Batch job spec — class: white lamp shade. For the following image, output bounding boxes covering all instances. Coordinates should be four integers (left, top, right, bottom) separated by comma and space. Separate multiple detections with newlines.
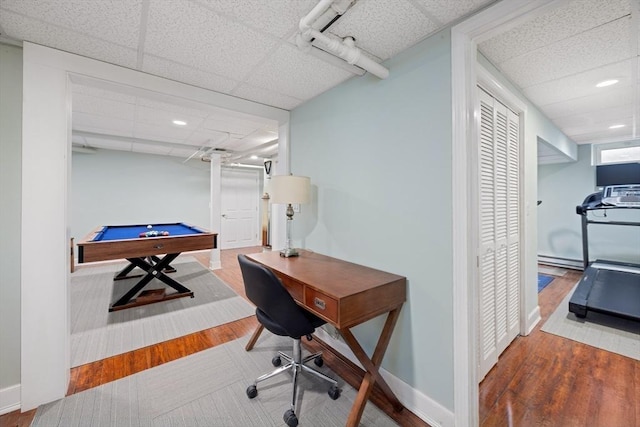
270, 175, 310, 204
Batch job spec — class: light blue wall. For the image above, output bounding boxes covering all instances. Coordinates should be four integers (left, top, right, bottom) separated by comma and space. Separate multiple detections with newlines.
291, 30, 454, 409
0, 43, 23, 392
71, 150, 211, 241
538, 144, 640, 264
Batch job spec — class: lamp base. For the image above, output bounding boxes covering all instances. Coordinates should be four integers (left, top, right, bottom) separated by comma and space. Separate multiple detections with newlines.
279, 247, 300, 257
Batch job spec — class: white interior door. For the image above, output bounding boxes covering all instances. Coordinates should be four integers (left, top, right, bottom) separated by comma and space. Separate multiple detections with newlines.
220, 168, 260, 249
478, 87, 521, 381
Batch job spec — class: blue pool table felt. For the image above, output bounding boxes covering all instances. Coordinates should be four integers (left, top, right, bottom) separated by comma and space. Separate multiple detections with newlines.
94, 223, 202, 241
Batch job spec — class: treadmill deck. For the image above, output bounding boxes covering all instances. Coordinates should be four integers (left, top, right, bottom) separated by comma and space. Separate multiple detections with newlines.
569, 260, 640, 321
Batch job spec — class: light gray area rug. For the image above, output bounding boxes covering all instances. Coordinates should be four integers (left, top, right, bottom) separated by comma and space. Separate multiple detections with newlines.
541, 284, 640, 361
71, 257, 254, 367
32, 333, 399, 427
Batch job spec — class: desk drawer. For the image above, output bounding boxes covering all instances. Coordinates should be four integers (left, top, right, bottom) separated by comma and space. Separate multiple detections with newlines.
278, 274, 303, 302
305, 288, 338, 323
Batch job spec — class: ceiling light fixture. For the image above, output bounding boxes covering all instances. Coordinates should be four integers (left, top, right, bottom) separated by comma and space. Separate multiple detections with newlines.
172, 120, 187, 126
596, 79, 619, 88
609, 124, 625, 129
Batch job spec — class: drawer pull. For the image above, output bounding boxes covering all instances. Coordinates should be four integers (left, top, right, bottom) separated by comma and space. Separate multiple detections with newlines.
314, 297, 326, 310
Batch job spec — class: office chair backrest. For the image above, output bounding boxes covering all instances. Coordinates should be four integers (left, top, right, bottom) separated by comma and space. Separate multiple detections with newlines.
238, 254, 319, 339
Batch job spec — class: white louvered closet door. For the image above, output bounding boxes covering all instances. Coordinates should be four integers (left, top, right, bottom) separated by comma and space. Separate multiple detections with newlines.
478, 88, 521, 381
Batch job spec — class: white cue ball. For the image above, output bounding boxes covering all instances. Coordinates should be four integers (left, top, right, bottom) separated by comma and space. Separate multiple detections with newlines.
147, 225, 152, 229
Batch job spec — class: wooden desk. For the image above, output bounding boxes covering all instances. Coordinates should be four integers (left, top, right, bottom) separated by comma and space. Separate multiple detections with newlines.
245, 250, 406, 427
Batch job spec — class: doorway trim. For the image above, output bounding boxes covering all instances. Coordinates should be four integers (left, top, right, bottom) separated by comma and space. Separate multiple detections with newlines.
451, 1, 564, 425
20, 42, 289, 410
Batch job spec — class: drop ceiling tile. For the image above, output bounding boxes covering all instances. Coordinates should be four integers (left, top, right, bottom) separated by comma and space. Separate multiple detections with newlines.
72, 94, 137, 121
141, 55, 240, 95
185, 129, 231, 146
134, 104, 205, 130
479, 0, 630, 64
72, 85, 137, 104
569, 126, 633, 144
416, 0, 494, 24
553, 104, 633, 135
498, 16, 632, 88
329, 0, 439, 60
246, 43, 352, 100
201, 117, 260, 137
136, 96, 213, 119
0, 0, 142, 47
144, 0, 278, 81
539, 86, 634, 121
0, 11, 137, 68
133, 122, 193, 144
72, 112, 134, 136
232, 82, 303, 110
521, 59, 634, 107
195, 0, 317, 39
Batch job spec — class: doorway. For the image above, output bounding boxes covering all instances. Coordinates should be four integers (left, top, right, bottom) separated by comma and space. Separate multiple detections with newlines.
220, 168, 261, 249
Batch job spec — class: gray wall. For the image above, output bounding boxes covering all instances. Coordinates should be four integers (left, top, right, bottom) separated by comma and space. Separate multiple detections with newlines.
71, 150, 211, 242
538, 144, 640, 264
0, 43, 22, 392
291, 30, 455, 410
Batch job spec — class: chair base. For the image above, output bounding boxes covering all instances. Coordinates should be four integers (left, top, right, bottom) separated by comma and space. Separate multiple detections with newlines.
246, 337, 340, 427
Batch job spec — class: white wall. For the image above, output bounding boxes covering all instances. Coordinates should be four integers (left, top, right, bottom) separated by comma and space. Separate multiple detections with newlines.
71, 150, 211, 241
291, 29, 455, 416
0, 43, 23, 413
538, 144, 640, 264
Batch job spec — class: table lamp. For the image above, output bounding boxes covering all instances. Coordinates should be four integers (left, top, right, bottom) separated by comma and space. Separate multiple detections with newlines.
269, 175, 310, 257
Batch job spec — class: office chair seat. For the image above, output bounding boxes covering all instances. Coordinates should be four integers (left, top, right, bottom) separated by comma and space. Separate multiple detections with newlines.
238, 254, 340, 427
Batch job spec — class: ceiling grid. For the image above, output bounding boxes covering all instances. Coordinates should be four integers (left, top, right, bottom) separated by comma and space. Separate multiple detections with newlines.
0, 0, 635, 164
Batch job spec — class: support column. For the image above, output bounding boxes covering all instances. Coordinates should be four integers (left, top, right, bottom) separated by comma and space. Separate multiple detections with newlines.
209, 153, 222, 270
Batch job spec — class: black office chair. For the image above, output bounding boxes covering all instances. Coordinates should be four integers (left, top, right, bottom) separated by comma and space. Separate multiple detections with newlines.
237, 254, 340, 427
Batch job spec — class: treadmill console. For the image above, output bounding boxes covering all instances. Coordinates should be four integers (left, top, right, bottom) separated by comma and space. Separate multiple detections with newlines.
601, 184, 640, 207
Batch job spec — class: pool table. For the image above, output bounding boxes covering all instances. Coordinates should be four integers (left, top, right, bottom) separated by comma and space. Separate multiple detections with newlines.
77, 222, 217, 311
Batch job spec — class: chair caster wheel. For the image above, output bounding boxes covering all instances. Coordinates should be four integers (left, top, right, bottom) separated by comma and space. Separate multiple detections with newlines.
272, 356, 281, 367
246, 385, 257, 399
328, 385, 341, 400
314, 356, 324, 367
283, 409, 298, 427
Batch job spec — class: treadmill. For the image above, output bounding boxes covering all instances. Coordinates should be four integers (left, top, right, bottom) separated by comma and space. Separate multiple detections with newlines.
568, 191, 640, 321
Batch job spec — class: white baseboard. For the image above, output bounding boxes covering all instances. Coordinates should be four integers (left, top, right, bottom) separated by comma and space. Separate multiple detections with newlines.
0, 383, 20, 415
525, 306, 541, 335
538, 255, 583, 270
314, 329, 455, 427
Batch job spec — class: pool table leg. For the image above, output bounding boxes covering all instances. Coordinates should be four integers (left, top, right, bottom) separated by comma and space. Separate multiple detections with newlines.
110, 253, 192, 311
114, 256, 177, 281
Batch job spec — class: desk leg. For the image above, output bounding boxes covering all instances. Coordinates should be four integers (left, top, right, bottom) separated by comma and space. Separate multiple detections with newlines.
245, 323, 264, 351
340, 306, 403, 427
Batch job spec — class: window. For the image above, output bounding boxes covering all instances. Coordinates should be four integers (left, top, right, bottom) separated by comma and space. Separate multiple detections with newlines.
593, 140, 640, 165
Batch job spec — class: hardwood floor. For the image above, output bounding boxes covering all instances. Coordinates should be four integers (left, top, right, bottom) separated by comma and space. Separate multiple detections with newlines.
479, 269, 639, 427
2, 255, 637, 427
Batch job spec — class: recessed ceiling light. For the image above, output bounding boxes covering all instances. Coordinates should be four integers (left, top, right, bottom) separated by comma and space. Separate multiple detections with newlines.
609, 124, 625, 129
250, 155, 259, 160
172, 120, 187, 126
596, 79, 619, 88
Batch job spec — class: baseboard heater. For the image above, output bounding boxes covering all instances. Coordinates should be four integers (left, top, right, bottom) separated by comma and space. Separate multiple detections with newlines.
538, 255, 584, 271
